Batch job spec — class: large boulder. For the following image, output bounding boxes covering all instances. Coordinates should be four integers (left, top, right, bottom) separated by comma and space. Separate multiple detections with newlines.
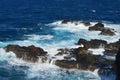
4, 45, 47, 62
115, 48, 120, 80
89, 22, 104, 31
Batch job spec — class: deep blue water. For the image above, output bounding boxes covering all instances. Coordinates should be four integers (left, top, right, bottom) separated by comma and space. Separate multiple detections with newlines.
0, 0, 120, 41
0, 0, 120, 80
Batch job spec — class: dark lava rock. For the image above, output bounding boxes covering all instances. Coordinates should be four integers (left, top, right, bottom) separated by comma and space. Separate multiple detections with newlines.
88, 22, 116, 36
4, 45, 47, 62
55, 48, 71, 56
99, 28, 115, 36
55, 60, 77, 69
105, 39, 120, 50
78, 38, 107, 49
89, 22, 104, 31
61, 20, 73, 24
82, 22, 91, 26
75, 47, 98, 66
115, 48, 120, 80
89, 39, 107, 48
54, 44, 116, 75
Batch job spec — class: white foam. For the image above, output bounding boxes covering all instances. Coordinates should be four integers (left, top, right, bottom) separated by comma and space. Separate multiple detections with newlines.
50, 20, 92, 33
24, 34, 54, 40
88, 48, 105, 56
103, 55, 116, 61
49, 20, 120, 43
0, 48, 16, 61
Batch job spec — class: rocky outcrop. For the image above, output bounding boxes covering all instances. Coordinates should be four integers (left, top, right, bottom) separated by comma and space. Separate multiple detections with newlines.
4, 45, 47, 62
104, 39, 120, 56
89, 23, 105, 31
89, 22, 115, 36
77, 39, 107, 49
55, 47, 115, 74
115, 48, 120, 80
54, 39, 120, 75
99, 28, 115, 36
78, 38, 120, 52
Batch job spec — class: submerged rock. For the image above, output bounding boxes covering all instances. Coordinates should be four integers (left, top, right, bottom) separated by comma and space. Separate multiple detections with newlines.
61, 20, 73, 24
4, 45, 47, 62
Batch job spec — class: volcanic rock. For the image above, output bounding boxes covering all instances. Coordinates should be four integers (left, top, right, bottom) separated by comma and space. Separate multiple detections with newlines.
78, 39, 107, 49
4, 45, 47, 62
89, 22, 104, 31
99, 28, 115, 36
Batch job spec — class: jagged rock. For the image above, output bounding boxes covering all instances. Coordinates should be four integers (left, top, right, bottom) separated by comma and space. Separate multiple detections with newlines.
89, 39, 107, 48
105, 39, 120, 50
115, 48, 120, 80
88, 22, 116, 36
77, 39, 90, 49
78, 38, 107, 49
61, 20, 73, 24
89, 22, 104, 31
99, 28, 115, 36
55, 46, 114, 73
103, 49, 118, 56
4, 45, 47, 62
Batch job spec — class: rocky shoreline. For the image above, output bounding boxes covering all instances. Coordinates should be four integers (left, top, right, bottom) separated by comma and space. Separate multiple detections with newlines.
3, 20, 120, 79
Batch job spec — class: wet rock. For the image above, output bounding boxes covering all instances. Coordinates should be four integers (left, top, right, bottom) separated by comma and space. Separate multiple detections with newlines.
76, 47, 98, 66
99, 28, 115, 36
89, 22, 104, 31
4, 45, 47, 62
77, 39, 90, 49
115, 48, 120, 80
78, 38, 107, 49
55, 48, 71, 56
82, 22, 91, 26
105, 39, 120, 50
89, 39, 107, 48
54, 44, 116, 75
61, 20, 73, 24
55, 60, 77, 69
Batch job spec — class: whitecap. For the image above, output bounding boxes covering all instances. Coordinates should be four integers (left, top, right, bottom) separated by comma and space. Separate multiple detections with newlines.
24, 34, 54, 41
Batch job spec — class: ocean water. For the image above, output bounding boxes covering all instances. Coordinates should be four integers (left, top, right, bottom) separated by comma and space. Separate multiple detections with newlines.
0, 0, 120, 80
